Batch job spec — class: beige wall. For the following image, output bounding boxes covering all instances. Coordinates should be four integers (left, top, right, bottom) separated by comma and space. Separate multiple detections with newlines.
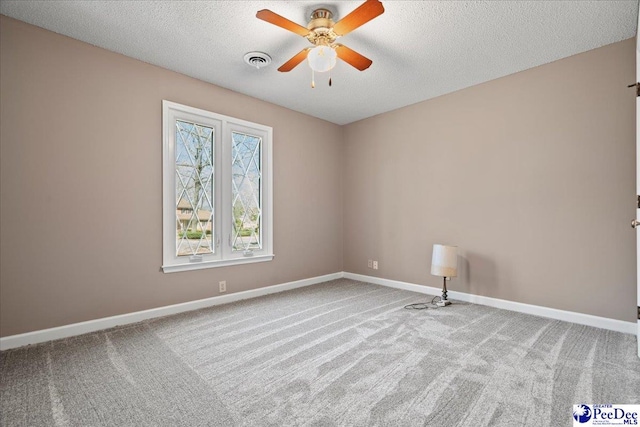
343, 38, 636, 322
1, 15, 636, 337
0, 16, 344, 336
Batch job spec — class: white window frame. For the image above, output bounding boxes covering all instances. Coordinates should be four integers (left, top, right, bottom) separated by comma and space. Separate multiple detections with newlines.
162, 101, 273, 273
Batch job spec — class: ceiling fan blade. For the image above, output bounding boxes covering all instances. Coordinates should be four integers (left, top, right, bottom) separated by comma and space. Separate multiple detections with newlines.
278, 48, 311, 72
332, 0, 385, 37
335, 44, 372, 71
256, 10, 310, 37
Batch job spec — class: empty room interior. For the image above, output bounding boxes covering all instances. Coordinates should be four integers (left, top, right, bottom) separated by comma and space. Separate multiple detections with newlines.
1, 1, 640, 426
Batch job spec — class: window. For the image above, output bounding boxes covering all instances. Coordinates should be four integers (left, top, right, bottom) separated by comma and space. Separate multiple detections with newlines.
162, 101, 273, 272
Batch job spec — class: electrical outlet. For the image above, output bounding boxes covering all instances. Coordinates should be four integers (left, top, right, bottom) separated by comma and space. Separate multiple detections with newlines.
219, 281, 226, 293
367, 259, 373, 268
372, 261, 378, 270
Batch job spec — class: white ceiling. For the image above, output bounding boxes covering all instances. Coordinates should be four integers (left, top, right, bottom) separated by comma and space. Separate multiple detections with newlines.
1, 1, 637, 125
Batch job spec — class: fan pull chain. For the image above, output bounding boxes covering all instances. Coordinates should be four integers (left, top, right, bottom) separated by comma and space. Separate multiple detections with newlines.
329, 69, 332, 87
311, 69, 315, 89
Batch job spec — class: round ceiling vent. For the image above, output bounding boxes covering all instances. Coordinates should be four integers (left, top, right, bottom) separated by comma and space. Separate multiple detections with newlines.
244, 52, 272, 69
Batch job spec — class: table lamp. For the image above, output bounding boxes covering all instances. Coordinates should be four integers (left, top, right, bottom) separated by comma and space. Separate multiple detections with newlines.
431, 244, 457, 307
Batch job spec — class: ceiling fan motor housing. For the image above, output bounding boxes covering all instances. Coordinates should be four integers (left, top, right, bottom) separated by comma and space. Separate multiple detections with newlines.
306, 9, 338, 46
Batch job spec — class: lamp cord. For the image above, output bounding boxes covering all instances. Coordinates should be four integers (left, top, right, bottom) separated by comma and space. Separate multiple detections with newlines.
404, 295, 442, 310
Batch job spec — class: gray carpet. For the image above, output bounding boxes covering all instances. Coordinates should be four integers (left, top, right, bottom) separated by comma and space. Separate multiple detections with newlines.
1, 279, 639, 426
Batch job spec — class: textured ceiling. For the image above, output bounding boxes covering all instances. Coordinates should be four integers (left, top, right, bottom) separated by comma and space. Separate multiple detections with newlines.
1, 1, 637, 125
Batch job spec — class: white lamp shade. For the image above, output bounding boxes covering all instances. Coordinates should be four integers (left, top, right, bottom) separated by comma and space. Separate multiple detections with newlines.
307, 46, 337, 73
431, 244, 457, 277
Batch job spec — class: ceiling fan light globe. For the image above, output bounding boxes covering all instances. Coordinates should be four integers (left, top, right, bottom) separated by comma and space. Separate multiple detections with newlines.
307, 46, 337, 73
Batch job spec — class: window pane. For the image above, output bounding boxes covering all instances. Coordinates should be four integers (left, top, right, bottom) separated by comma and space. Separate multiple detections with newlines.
232, 131, 262, 252
175, 120, 214, 257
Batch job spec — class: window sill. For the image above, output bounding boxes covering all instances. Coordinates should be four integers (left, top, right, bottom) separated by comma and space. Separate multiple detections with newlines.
162, 254, 274, 273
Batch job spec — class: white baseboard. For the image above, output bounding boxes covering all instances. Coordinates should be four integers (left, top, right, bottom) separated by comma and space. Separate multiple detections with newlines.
0, 272, 344, 351
2, 271, 634, 351
344, 272, 637, 336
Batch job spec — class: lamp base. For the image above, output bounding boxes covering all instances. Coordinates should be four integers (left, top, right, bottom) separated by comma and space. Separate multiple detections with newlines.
437, 277, 451, 307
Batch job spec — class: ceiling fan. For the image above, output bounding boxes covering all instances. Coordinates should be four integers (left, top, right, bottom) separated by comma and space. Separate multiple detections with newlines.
256, 0, 385, 80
